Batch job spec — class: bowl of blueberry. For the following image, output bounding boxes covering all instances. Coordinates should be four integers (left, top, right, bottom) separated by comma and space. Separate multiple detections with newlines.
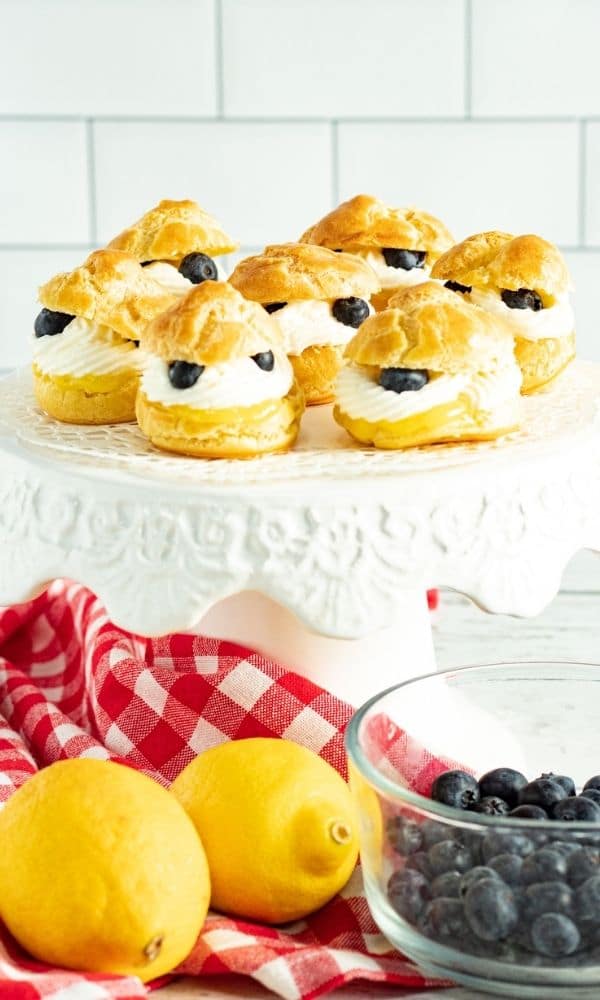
345, 661, 600, 997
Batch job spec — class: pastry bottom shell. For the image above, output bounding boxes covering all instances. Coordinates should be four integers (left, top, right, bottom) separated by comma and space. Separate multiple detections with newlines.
135, 380, 304, 459
333, 394, 520, 450
516, 331, 576, 394
33, 366, 139, 424
290, 344, 344, 406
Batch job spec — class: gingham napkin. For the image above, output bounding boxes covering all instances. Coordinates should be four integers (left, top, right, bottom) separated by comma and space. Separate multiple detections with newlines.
0, 581, 447, 1000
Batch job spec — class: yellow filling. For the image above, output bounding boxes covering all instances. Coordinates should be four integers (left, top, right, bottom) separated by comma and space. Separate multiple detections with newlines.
334, 394, 515, 449
139, 394, 288, 433
32, 364, 138, 396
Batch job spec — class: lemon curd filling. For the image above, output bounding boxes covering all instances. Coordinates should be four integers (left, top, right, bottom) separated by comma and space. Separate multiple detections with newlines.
32, 364, 137, 395
138, 393, 289, 432
334, 363, 521, 448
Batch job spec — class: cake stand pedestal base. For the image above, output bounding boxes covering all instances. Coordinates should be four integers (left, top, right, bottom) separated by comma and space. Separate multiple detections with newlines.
197, 589, 436, 706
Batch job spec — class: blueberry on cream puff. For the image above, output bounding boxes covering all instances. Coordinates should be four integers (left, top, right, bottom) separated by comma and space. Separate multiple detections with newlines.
135, 281, 304, 458
334, 281, 522, 450
431, 232, 575, 393
107, 198, 238, 297
33, 250, 177, 424
228, 243, 379, 405
300, 194, 454, 312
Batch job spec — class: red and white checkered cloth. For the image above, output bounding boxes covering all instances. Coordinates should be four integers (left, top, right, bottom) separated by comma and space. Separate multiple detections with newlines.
0, 580, 448, 1000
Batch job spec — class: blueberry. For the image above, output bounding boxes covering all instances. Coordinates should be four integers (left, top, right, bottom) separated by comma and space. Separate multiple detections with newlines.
379, 368, 429, 394
168, 360, 205, 389
479, 768, 528, 809
428, 840, 473, 876
524, 881, 573, 919
519, 778, 567, 811
540, 773, 576, 798
422, 897, 468, 939
459, 867, 500, 898
455, 829, 484, 863
431, 871, 462, 898
263, 302, 287, 314
530, 913, 580, 957
481, 831, 535, 862
575, 875, 600, 923
521, 848, 567, 885
34, 308, 74, 338
332, 297, 370, 328
510, 804, 548, 820
473, 796, 510, 817
582, 789, 600, 806
251, 351, 274, 372
552, 840, 584, 858
567, 847, 600, 887
387, 868, 430, 922
487, 853, 524, 886
387, 816, 423, 857
421, 819, 448, 849
554, 797, 600, 822
584, 776, 600, 793
501, 287, 543, 311
382, 248, 426, 271
404, 851, 432, 879
444, 279, 472, 295
431, 771, 480, 811
464, 879, 518, 942
178, 252, 218, 284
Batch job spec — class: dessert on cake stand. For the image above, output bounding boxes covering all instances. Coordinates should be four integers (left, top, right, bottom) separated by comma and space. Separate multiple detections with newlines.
0, 362, 599, 708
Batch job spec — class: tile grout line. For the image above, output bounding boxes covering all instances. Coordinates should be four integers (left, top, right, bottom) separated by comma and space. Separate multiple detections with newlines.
464, 0, 473, 118
331, 121, 340, 206
579, 119, 587, 246
85, 118, 98, 244
215, 0, 225, 119
0, 113, 589, 125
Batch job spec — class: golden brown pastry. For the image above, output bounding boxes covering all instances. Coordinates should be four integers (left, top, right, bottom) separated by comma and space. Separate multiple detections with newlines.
300, 194, 453, 311
106, 198, 239, 297
33, 250, 176, 424
334, 281, 522, 449
229, 242, 379, 405
431, 232, 575, 393
136, 281, 304, 458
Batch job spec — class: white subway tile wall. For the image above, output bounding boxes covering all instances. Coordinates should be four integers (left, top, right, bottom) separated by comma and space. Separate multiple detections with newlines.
1, 0, 599, 368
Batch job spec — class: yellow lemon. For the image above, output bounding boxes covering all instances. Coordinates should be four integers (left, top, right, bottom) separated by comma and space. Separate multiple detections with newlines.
171, 737, 358, 924
0, 759, 210, 982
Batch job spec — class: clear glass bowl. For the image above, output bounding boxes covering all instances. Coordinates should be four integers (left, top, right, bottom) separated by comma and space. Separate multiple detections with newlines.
345, 662, 600, 998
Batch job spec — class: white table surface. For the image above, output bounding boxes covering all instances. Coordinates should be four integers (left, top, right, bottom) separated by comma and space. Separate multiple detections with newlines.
159, 549, 600, 1000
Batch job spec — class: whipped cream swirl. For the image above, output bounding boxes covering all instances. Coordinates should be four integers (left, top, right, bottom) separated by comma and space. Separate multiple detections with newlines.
273, 299, 373, 355
356, 249, 430, 290
141, 351, 293, 409
142, 261, 193, 295
469, 288, 574, 342
33, 316, 141, 377
336, 363, 522, 422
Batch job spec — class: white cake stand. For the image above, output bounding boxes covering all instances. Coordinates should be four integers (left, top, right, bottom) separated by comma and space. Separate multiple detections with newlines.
1, 364, 599, 707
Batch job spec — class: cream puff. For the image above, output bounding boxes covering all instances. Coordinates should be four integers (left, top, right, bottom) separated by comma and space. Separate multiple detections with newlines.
33, 250, 176, 424
300, 194, 454, 311
106, 198, 239, 297
334, 281, 522, 449
228, 242, 379, 405
431, 232, 575, 393
136, 281, 304, 458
